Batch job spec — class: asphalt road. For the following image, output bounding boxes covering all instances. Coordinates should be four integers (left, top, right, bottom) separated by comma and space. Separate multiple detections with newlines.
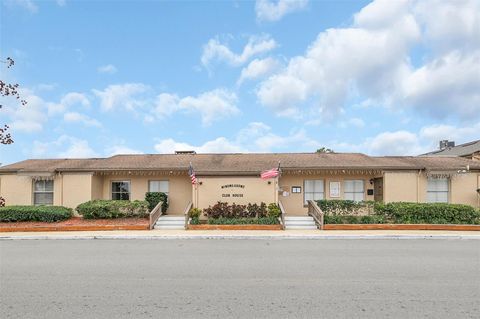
1, 239, 479, 319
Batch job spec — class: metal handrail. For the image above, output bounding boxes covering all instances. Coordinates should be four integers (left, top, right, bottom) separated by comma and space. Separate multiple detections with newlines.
183, 201, 193, 230
149, 201, 163, 230
307, 200, 324, 230
278, 200, 286, 230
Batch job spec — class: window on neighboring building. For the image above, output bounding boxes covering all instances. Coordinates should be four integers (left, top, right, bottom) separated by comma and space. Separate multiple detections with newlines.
33, 180, 54, 205
344, 180, 365, 201
111, 181, 130, 200
148, 180, 169, 195
304, 180, 324, 204
291, 186, 301, 193
427, 178, 449, 203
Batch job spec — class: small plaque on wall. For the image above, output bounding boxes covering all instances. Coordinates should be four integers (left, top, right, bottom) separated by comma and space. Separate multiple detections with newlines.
367, 189, 374, 196
329, 181, 341, 198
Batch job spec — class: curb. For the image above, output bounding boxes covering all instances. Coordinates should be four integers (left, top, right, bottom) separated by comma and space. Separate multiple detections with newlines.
1, 234, 480, 240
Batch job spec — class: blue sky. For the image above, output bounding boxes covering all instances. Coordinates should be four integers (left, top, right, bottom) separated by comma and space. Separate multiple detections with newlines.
1, 0, 479, 165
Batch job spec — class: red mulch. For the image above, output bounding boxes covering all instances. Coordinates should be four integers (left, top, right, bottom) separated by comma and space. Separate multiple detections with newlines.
0, 217, 149, 232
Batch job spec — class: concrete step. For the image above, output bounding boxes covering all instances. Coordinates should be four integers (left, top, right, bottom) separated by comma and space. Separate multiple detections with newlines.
285, 225, 318, 230
284, 216, 318, 229
285, 220, 316, 225
156, 220, 185, 226
285, 216, 315, 221
154, 225, 185, 230
157, 216, 184, 221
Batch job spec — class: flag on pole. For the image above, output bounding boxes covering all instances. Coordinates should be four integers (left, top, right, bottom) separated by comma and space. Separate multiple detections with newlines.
188, 163, 197, 185
261, 163, 281, 180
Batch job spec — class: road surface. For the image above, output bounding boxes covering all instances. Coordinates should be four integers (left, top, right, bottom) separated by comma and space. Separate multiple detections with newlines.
1, 239, 479, 318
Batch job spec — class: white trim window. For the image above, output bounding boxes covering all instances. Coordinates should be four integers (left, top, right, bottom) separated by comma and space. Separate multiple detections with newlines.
33, 180, 54, 205
111, 181, 131, 200
344, 180, 364, 201
148, 180, 169, 195
427, 178, 449, 203
304, 180, 324, 204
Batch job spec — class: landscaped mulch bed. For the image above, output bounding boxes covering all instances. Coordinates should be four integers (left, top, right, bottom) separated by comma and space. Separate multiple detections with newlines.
188, 224, 283, 230
0, 217, 149, 232
323, 224, 480, 231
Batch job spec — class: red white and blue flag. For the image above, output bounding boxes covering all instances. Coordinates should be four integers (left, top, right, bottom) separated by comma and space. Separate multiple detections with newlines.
261, 164, 280, 180
189, 163, 197, 185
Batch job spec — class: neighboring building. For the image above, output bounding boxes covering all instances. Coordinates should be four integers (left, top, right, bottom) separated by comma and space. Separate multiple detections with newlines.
0, 153, 479, 215
422, 139, 480, 161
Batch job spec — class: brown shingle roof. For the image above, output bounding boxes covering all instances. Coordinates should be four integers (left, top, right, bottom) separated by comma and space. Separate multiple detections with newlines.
1, 153, 479, 174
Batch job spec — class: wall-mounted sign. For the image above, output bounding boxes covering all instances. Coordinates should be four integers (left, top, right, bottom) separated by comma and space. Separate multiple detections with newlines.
221, 184, 245, 198
329, 181, 341, 198
221, 184, 245, 189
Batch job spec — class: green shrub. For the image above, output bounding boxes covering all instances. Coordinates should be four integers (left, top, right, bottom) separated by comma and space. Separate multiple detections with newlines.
188, 208, 202, 225
316, 199, 375, 215
374, 202, 480, 225
267, 203, 281, 218
320, 199, 480, 225
145, 192, 168, 213
76, 200, 149, 219
203, 202, 269, 219
0, 206, 73, 222
207, 216, 279, 225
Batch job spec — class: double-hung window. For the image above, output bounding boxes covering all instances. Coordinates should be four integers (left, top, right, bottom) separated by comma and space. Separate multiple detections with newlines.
427, 178, 449, 203
111, 181, 131, 200
33, 180, 54, 205
344, 180, 364, 201
148, 180, 169, 195
304, 180, 324, 204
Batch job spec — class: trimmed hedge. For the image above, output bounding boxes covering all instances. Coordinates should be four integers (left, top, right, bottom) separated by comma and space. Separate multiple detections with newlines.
0, 206, 73, 222
76, 200, 149, 219
375, 202, 480, 225
316, 199, 375, 216
317, 200, 480, 225
145, 192, 168, 213
207, 216, 280, 225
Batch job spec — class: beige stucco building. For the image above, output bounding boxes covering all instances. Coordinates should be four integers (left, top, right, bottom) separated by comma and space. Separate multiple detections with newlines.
1, 153, 479, 216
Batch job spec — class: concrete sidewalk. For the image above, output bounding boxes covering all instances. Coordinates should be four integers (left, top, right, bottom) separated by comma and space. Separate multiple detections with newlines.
1, 229, 480, 240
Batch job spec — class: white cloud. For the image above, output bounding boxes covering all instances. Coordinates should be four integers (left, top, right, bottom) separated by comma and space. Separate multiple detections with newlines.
201, 34, 277, 67
153, 89, 240, 126
255, 0, 308, 22
154, 137, 244, 154
97, 64, 118, 74
154, 122, 320, 154
402, 50, 480, 120
367, 130, 424, 155
106, 145, 143, 156
338, 117, 366, 129
256, 0, 480, 122
48, 92, 90, 115
32, 135, 98, 158
237, 57, 280, 85
63, 112, 102, 127
6, 90, 48, 133
93, 83, 150, 111
6, 0, 38, 13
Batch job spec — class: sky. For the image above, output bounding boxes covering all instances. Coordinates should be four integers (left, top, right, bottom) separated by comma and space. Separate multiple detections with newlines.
0, 0, 479, 165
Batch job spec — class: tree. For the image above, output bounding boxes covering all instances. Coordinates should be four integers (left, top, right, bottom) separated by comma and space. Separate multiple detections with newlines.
1, 57, 27, 145
316, 147, 334, 153
0, 57, 27, 206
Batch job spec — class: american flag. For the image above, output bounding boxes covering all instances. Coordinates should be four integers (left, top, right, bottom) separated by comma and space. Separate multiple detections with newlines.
188, 163, 197, 185
260, 164, 280, 179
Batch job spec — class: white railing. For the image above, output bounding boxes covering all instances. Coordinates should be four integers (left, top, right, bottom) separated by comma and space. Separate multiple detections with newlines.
183, 201, 193, 230
278, 200, 287, 230
307, 200, 324, 230
149, 201, 163, 230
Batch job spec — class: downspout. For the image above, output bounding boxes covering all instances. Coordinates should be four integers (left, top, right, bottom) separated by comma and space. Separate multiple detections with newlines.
417, 170, 421, 203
